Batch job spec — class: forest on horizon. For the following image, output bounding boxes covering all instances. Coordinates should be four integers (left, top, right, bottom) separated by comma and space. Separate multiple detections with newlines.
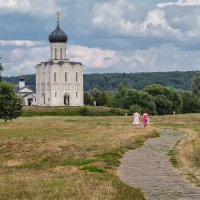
3, 71, 198, 92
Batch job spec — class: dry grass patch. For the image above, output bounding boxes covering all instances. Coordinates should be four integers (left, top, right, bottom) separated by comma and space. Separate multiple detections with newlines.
0, 116, 156, 199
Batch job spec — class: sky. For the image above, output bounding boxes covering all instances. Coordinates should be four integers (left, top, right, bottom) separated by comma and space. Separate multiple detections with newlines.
1, 0, 200, 76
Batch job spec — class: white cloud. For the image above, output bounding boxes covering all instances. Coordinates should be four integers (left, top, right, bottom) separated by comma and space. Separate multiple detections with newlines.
2, 45, 49, 76
0, 0, 58, 16
68, 45, 119, 68
0, 40, 44, 47
140, 9, 181, 37
2, 42, 119, 76
2, 41, 200, 76
158, 0, 200, 8
92, 0, 139, 36
117, 52, 158, 72
92, 1, 181, 38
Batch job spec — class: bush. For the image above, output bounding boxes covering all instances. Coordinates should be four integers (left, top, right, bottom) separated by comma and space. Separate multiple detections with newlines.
128, 104, 142, 116
79, 107, 89, 116
22, 106, 128, 117
109, 108, 127, 116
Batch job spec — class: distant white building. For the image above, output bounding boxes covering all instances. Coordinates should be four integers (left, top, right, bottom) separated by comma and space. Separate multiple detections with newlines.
36, 13, 84, 106
16, 76, 36, 106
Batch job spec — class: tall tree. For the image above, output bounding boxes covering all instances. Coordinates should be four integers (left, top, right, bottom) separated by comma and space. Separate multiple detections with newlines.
144, 84, 182, 114
0, 82, 23, 122
191, 72, 200, 95
181, 91, 200, 113
0, 55, 3, 82
112, 83, 128, 108
124, 89, 156, 115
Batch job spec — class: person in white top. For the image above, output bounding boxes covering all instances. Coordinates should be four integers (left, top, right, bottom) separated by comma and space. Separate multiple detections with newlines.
133, 112, 140, 125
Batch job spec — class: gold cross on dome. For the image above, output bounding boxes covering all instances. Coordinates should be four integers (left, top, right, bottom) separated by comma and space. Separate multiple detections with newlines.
56, 11, 61, 21
20, 68, 24, 77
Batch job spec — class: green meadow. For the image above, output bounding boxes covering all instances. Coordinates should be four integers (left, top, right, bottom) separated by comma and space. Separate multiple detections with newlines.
0, 112, 199, 199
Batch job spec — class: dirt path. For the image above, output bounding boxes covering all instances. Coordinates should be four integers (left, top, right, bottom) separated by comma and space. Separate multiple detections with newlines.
119, 129, 200, 200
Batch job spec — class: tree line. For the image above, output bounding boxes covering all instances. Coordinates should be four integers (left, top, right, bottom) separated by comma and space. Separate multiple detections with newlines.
84, 72, 200, 115
3, 71, 197, 91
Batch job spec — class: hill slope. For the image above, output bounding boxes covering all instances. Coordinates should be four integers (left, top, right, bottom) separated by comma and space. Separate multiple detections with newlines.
3, 71, 197, 91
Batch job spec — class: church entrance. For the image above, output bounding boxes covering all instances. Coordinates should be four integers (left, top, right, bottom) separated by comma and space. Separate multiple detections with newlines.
28, 98, 33, 106
64, 94, 70, 106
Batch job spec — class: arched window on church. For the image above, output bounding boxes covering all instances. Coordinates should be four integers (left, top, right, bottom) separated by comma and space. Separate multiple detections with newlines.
64, 48, 66, 59
60, 48, 62, 59
65, 72, 68, 82
51, 48, 53, 59
55, 48, 57, 59
54, 72, 57, 82
76, 72, 78, 82
55, 92, 57, 98
76, 92, 78, 98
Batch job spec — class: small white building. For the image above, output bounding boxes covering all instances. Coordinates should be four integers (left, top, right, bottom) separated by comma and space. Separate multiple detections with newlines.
36, 13, 84, 106
16, 76, 36, 106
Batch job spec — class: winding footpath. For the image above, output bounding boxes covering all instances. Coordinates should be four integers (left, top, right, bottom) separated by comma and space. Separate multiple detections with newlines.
119, 129, 200, 200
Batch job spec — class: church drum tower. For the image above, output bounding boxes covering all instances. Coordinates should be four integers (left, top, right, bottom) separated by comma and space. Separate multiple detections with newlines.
36, 13, 84, 106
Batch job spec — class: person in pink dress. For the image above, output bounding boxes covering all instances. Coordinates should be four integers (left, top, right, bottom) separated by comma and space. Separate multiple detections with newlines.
143, 111, 149, 127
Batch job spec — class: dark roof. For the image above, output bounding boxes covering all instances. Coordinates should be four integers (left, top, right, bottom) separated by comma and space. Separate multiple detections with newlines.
19, 76, 25, 81
49, 22, 68, 43
38, 60, 82, 66
69, 61, 82, 65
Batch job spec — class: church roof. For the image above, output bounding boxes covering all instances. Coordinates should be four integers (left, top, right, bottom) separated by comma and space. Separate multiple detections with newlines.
48, 21, 68, 43
18, 87, 34, 93
38, 60, 82, 66
21, 93, 36, 98
15, 86, 35, 94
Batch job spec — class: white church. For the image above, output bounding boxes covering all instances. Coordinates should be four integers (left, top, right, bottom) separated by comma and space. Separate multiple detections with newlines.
36, 13, 84, 106
15, 75, 36, 106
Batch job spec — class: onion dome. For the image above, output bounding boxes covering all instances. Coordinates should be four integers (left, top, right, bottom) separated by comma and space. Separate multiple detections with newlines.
48, 13, 68, 43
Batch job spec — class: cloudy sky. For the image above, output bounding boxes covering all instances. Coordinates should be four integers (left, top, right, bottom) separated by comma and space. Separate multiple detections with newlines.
1, 0, 200, 76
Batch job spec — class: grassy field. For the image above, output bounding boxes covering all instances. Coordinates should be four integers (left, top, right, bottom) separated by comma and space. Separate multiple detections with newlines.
151, 114, 200, 187
0, 116, 159, 200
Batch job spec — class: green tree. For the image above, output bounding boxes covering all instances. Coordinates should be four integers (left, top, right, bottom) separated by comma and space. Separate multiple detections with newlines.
0, 55, 3, 82
191, 72, 200, 95
170, 88, 183, 113
128, 104, 142, 116
124, 89, 156, 115
0, 82, 23, 122
143, 84, 164, 96
181, 91, 200, 113
84, 92, 94, 105
90, 88, 109, 106
155, 95, 172, 115
144, 84, 182, 114
112, 83, 128, 108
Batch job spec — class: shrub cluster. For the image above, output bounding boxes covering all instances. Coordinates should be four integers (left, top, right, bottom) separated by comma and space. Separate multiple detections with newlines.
84, 82, 200, 115
22, 106, 127, 117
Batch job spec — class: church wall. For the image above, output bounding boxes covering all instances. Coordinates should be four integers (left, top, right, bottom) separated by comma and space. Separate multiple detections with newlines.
49, 63, 83, 106
19, 80, 25, 88
36, 63, 51, 106
36, 61, 84, 106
